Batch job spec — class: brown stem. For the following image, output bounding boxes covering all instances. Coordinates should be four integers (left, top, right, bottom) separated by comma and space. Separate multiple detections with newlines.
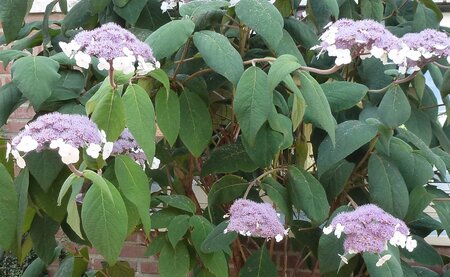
231, 240, 244, 277
108, 65, 117, 89
67, 164, 83, 177
172, 39, 191, 85
185, 155, 202, 214
283, 235, 289, 277
433, 62, 450, 70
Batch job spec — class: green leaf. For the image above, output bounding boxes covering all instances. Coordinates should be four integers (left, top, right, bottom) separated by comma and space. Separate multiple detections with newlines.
0, 164, 18, 249
317, 120, 378, 176
105, 261, 135, 277
400, 235, 442, 266
22, 258, 46, 277
115, 155, 151, 236
48, 70, 85, 102
0, 83, 23, 126
25, 150, 64, 192
155, 89, 180, 146
0, 0, 28, 42
283, 75, 305, 131
419, 0, 443, 21
261, 177, 292, 221
242, 123, 283, 168
368, 153, 409, 218
193, 30, 244, 85
151, 209, 183, 229
180, 1, 228, 17
30, 215, 59, 265
145, 234, 167, 256
201, 220, 237, 253
321, 81, 368, 112
123, 84, 156, 162
361, 0, 384, 21
82, 170, 113, 201
89, 0, 111, 14
319, 160, 355, 201
414, 72, 426, 101
13, 169, 29, 254
135, 0, 171, 30
113, 0, 147, 25
168, 215, 190, 248
91, 89, 126, 141
235, 0, 283, 49
298, 71, 336, 144
81, 180, 128, 265
239, 246, 277, 277
0, 49, 28, 66
307, 0, 339, 29
405, 186, 433, 222
287, 166, 329, 225
273, 30, 306, 66
405, 106, 432, 146
363, 248, 403, 277
159, 241, 190, 277
149, 69, 170, 95
234, 66, 272, 144
11, 56, 60, 108
157, 195, 196, 214
145, 19, 195, 60
378, 86, 411, 128
268, 54, 301, 93
179, 89, 212, 157
62, 0, 95, 32
433, 201, 450, 238
202, 141, 257, 175
113, 0, 130, 8
413, 3, 439, 32
208, 175, 248, 207
283, 18, 319, 50
268, 111, 293, 150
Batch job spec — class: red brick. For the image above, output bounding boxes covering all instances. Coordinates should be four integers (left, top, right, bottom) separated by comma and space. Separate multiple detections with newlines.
120, 244, 147, 258
0, 63, 11, 74
140, 261, 159, 274
10, 106, 35, 119
4, 120, 29, 133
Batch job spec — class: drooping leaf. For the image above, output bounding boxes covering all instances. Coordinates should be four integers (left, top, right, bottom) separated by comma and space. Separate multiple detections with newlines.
307, 0, 339, 29
208, 175, 248, 207
405, 186, 433, 222
145, 19, 195, 60
378, 86, 411, 128
155, 89, 180, 146
283, 75, 305, 131
123, 84, 156, 162
156, 195, 197, 214
239, 246, 277, 277
167, 215, 190, 248
0, 83, 23, 126
159, 241, 190, 277
319, 160, 355, 201
179, 89, 212, 157
91, 89, 126, 141
412, 2, 439, 32
433, 201, 450, 239
405, 106, 432, 146
317, 120, 378, 176
400, 235, 443, 266
30, 215, 59, 265
284, 18, 319, 50
234, 66, 273, 144
368, 153, 409, 218
81, 180, 128, 265
115, 155, 151, 236
242, 123, 283, 168
25, 150, 64, 192
321, 81, 368, 112
273, 30, 306, 65
193, 30, 244, 85
267, 54, 301, 93
0, 0, 29, 42
361, 0, 384, 21
0, 164, 18, 250
11, 56, 60, 108
113, 0, 147, 25
201, 220, 237, 253
287, 166, 329, 225
363, 248, 403, 277
261, 176, 292, 221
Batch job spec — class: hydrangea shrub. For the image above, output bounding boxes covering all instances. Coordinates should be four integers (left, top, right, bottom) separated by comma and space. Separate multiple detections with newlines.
0, 0, 450, 276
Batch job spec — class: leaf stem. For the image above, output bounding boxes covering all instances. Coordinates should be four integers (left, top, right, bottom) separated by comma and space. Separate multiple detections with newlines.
243, 167, 288, 199
67, 164, 83, 177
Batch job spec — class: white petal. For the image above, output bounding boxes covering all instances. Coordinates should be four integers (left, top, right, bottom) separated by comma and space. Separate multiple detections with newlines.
376, 254, 392, 267
12, 150, 26, 168
97, 58, 110, 71
16, 136, 38, 152
275, 234, 283, 242
86, 143, 102, 159
334, 223, 345, 239
323, 225, 333, 235
338, 254, 348, 264
74, 52, 91, 69
151, 158, 160, 169
6, 143, 11, 160
58, 144, 80, 165
102, 142, 114, 160
405, 236, 417, 252
50, 138, 64, 149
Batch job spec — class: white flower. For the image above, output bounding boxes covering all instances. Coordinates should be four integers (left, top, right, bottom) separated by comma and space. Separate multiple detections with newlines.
245, 231, 252, 236
151, 158, 160, 170
112, 56, 135, 75
389, 231, 407, 248
11, 150, 26, 168
320, 27, 338, 45
388, 48, 407, 65
97, 58, 110, 71
6, 143, 11, 160
376, 254, 392, 267
436, 44, 447, 50
275, 234, 283, 242
58, 144, 80, 165
446, 56, 450, 64
223, 228, 228, 234
405, 236, 417, 252
229, 0, 240, 6
50, 138, 65, 149
123, 47, 135, 58
74, 52, 91, 69
406, 50, 421, 61
86, 143, 102, 159
323, 225, 333, 235
328, 46, 352, 65
59, 41, 80, 58
338, 254, 348, 264
334, 223, 345, 239
136, 56, 156, 75
223, 214, 230, 218
102, 142, 114, 160
100, 130, 107, 143
398, 66, 407, 75
16, 136, 38, 153
370, 46, 385, 59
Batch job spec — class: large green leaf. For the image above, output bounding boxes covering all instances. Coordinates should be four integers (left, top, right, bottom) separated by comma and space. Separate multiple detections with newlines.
180, 0, 228, 16
234, 66, 272, 144
368, 153, 409, 218
378, 86, 411, 128
0, 164, 18, 249
242, 123, 283, 168
30, 215, 59, 265
208, 175, 248, 207
179, 89, 212, 157
0, 83, 23, 126
283, 75, 305, 131
159, 241, 190, 277
307, 0, 339, 29
361, 0, 384, 21
48, 70, 85, 102
25, 150, 64, 192
115, 155, 151, 236
433, 201, 450, 238
135, 0, 171, 30
363, 248, 403, 277
193, 30, 244, 85
167, 215, 190, 248
0, 0, 28, 42
317, 120, 378, 176
261, 177, 292, 221
319, 160, 355, 201
321, 81, 368, 112
156, 195, 196, 214
113, 0, 147, 24
202, 141, 257, 175
287, 166, 329, 225
405, 106, 432, 146
267, 54, 301, 93
239, 246, 277, 277
11, 56, 60, 108
201, 220, 237, 253
400, 235, 442, 266
91, 89, 126, 141
273, 30, 306, 65
298, 71, 336, 144
283, 18, 319, 50
62, 0, 94, 32
155, 89, 180, 146
412, 2, 439, 32
145, 19, 195, 60
405, 186, 433, 222
235, 0, 283, 48
123, 84, 156, 162
81, 180, 128, 265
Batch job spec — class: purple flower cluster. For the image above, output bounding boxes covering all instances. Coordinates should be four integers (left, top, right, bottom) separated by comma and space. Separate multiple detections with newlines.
112, 128, 147, 166
323, 204, 417, 266
224, 199, 288, 242
314, 19, 450, 74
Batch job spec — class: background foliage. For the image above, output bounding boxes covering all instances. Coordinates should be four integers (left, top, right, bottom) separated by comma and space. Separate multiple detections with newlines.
1, 0, 450, 276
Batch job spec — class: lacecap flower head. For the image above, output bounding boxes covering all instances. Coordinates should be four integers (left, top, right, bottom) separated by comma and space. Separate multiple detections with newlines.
112, 128, 160, 169
323, 204, 417, 267
60, 23, 159, 75
7, 112, 113, 167
224, 198, 288, 242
